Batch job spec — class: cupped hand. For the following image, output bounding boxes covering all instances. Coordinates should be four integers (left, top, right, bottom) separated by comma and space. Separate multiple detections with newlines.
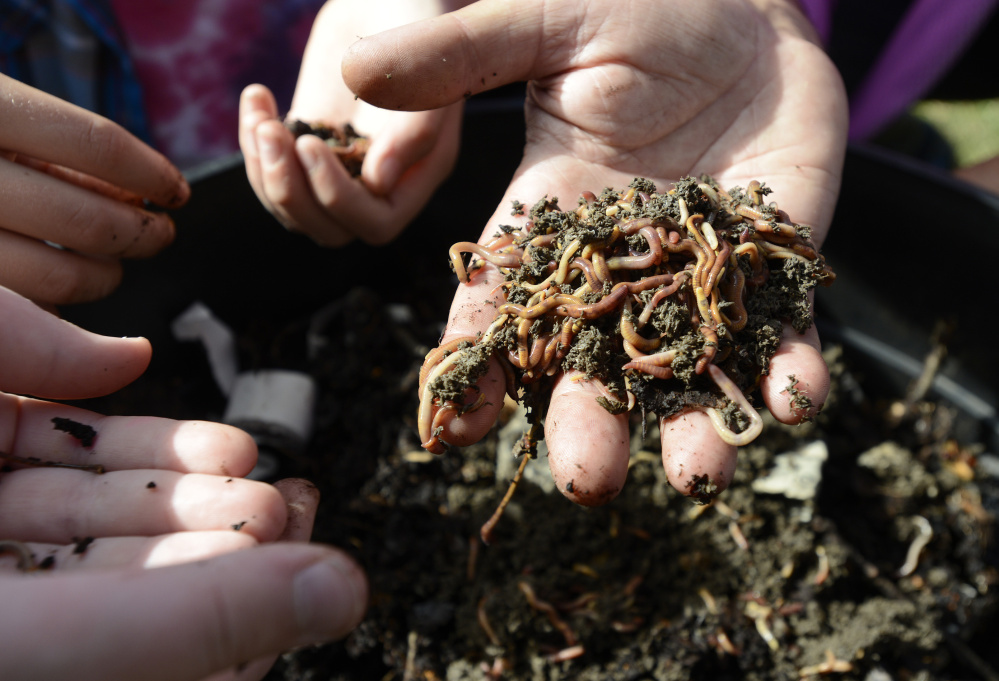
0, 287, 367, 681
0, 74, 189, 307
343, 0, 848, 503
239, 0, 467, 247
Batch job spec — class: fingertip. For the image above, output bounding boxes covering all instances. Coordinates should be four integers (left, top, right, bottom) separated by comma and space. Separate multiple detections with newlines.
545, 374, 631, 507
660, 410, 738, 501
437, 360, 507, 448
293, 549, 369, 644
240, 83, 278, 115
762, 325, 830, 424
166, 174, 191, 209
273, 478, 321, 542
169, 420, 259, 475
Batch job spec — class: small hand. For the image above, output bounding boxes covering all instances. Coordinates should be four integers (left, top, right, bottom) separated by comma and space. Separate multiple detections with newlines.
239, 0, 467, 247
0, 74, 189, 307
0, 287, 367, 681
343, 0, 848, 502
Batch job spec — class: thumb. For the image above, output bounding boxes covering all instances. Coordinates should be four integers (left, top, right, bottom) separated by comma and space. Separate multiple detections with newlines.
342, 0, 556, 111
3, 544, 367, 681
0, 286, 151, 399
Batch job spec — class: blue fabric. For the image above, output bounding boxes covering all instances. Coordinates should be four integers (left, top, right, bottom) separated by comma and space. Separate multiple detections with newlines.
0, 0, 152, 143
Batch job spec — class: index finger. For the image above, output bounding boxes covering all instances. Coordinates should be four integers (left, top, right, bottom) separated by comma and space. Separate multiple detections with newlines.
0, 74, 189, 208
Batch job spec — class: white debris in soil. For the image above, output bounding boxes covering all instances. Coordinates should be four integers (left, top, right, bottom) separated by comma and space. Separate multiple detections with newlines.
751, 439, 829, 500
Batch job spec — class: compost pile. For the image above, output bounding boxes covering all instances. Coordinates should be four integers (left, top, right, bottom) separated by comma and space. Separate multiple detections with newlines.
419, 177, 834, 471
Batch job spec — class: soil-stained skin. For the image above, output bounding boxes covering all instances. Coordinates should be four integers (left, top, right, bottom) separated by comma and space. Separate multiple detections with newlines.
418, 176, 833, 503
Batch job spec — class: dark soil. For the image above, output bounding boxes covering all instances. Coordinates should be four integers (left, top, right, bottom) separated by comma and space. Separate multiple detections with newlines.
251, 282, 997, 681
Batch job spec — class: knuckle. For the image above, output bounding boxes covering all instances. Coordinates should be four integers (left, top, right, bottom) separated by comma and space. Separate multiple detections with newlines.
64, 200, 110, 247
79, 117, 126, 168
35, 256, 121, 304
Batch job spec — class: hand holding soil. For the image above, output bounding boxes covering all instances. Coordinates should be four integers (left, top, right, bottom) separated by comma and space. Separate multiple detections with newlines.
0, 74, 188, 308
343, 0, 847, 503
0, 287, 367, 681
239, 0, 465, 247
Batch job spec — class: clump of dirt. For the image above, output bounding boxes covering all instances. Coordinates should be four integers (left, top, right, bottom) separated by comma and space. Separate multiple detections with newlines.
284, 119, 369, 177
418, 177, 834, 502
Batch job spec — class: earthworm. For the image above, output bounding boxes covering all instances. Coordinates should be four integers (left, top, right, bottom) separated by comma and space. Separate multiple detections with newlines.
623, 361, 674, 380
449, 242, 524, 283
516, 318, 532, 368
695, 322, 719, 374
719, 267, 748, 332
556, 283, 629, 319
701, 221, 719, 250
702, 240, 732, 298
428, 392, 486, 448
527, 233, 558, 248
420, 336, 477, 390
619, 217, 655, 236
591, 247, 612, 283
606, 225, 663, 270
637, 271, 690, 327
702, 363, 763, 446
734, 203, 766, 222
734, 242, 768, 287
496, 352, 519, 399
570, 257, 602, 289
499, 293, 584, 320
620, 300, 661, 353
419, 349, 470, 450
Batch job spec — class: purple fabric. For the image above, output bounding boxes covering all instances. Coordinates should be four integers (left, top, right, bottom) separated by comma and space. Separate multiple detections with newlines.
797, 0, 997, 140
848, 0, 997, 140
797, 0, 835, 45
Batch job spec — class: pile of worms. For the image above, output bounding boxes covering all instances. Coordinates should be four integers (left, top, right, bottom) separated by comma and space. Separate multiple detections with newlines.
418, 176, 834, 457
